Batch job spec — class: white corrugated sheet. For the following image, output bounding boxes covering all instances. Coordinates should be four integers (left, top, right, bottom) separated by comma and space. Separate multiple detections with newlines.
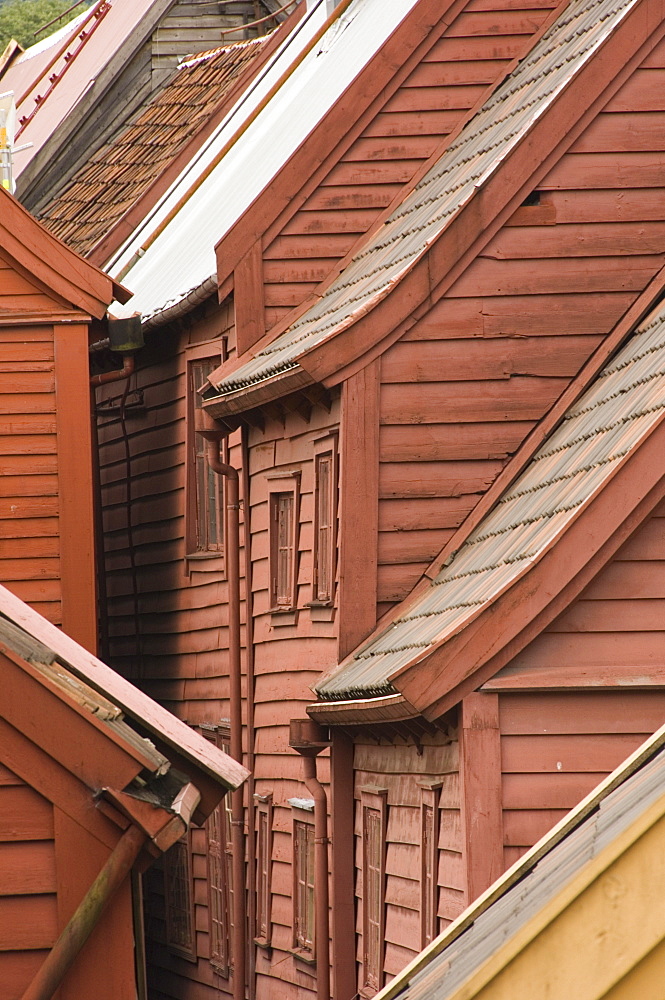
108, 0, 420, 322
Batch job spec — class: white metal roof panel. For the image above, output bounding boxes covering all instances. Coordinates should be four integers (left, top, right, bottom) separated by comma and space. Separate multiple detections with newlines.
108, 0, 420, 321
208, 0, 640, 400
314, 300, 665, 701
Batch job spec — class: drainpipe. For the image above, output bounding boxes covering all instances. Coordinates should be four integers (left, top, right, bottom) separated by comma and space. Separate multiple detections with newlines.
21, 824, 148, 1000
290, 720, 331, 1000
89, 353, 135, 386
198, 414, 246, 1000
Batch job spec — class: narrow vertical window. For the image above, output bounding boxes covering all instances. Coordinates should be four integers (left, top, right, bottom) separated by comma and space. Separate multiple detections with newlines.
164, 833, 196, 961
313, 438, 338, 603
360, 787, 387, 996
268, 472, 300, 611
186, 352, 225, 556
202, 724, 233, 976
293, 819, 315, 955
419, 781, 441, 949
255, 795, 273, 947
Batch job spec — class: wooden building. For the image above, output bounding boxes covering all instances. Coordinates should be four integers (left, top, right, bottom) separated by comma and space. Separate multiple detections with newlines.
375, 723, 665, 1000
0, 185, 130, 652
0, 0, 297, 214
0, 580, 247, 1000
30, 0, 665, 997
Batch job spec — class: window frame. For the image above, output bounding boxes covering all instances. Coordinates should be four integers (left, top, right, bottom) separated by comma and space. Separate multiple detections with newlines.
163, 829, 197, 962
201, 722, 233, 978
291, 799, 316, 962
360, 785, 388, 997
254, 793, 273, 949
185, 342, 226, 563
267, 470, 301, 612
311, 433, 338, 606
418, 780, 442, 949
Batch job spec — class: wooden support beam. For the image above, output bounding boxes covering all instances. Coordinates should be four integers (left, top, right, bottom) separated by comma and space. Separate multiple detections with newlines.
330, 731, 356, 1000
54, 323, 97, 654
338, 361, 379, 660
460, 693, 504, 906
234, 242, 265, 356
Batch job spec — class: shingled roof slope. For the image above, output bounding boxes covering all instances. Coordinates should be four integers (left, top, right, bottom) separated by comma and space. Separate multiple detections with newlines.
314, 297, 665, 702
206, 0, 640, 404
38, 37, 268, 258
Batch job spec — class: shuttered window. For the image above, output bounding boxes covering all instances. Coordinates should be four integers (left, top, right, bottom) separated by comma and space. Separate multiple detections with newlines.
187, 356, 224, 555
164, 833, 196, 961
361, 787, 387, 996
293, 818, 315, 955
255, 797, 273, 946
268, 472, 300, 611
202, 724, 233, 976
313, 449, 336, 602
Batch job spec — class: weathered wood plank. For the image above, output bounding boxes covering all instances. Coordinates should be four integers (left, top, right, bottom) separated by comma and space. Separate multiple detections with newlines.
380, 377, 567, 424
380, 421, 534, 462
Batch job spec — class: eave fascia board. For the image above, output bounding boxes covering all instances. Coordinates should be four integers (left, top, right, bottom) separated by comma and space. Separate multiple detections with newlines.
203, 365, 314, 418
306, 693, 420, 726
390, 418, 665, 721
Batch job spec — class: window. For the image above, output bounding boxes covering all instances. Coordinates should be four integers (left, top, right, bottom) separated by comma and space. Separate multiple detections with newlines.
268, 472, 300, 611
164, 832, 196, 961
186, 351, 224, 556
360, 787, 387, 996
419, 781, 441, 949
255, 794, 273, 947
312, 435, 338, 605
291, 799, 315, 959
202, 724, 233, 976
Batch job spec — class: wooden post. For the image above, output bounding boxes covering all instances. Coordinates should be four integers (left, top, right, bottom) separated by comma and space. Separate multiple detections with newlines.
460, 692, 504, 905
338, 360, 379, 660
54, 323, 97, 654
330, 730, 356, 1000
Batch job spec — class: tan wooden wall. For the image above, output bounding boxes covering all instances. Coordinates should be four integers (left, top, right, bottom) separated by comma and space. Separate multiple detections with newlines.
376, 38, 665, 615
353, 736, 462, 992
0, 763, 55, 999
260, 0, 560, 333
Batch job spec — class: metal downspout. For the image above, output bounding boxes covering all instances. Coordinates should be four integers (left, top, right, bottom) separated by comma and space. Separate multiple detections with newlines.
302, 754, 331, 1000
205, 437, 247, 1000
21, 824, 148, 1000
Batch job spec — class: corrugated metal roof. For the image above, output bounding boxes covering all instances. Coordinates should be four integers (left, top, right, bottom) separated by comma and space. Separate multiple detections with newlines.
315, 299, 665, 701
387, 740, 665, 1000
107, 0, 422, 320
208, 0, 639, 400
38, 37, 268, 257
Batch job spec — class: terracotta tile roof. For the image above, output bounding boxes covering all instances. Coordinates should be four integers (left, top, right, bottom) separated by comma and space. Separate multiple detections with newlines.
38, 36, 268, 257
